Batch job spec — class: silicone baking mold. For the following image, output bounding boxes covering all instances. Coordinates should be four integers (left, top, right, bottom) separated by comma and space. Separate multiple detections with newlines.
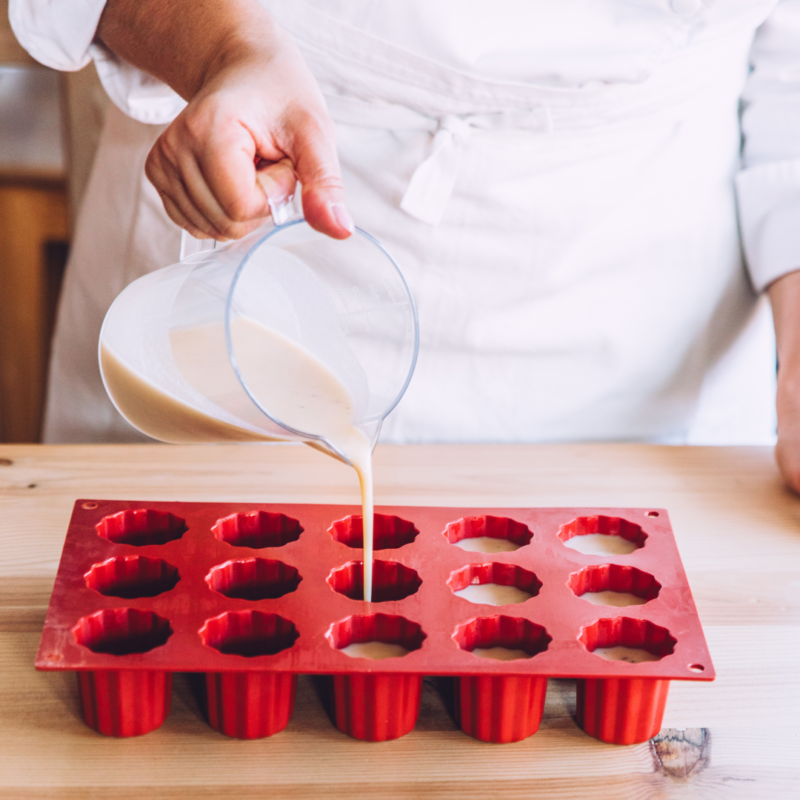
37, 500, 714, 744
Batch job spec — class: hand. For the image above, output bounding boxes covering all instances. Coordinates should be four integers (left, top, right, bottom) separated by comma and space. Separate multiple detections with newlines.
98, 0, 353, 241
768, 269, 800, 493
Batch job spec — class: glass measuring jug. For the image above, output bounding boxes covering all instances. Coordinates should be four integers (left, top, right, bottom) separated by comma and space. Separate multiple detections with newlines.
98, 208, 419, 463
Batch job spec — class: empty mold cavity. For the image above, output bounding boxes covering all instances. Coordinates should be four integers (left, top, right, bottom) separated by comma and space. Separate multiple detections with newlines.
73, 608, 173, 655
213, 511, 302, 549
568, 564, 661, 607
447, 563, 542, 606
327, 560, 421, 602
329, 514, 419, 550
579, 617, 676, 664
85, 555, 180, 598
453, 616, 551, 662
206, 558, 301, 600
200, 610, 299, 657
558, 515, 646, 556
326, 613, 426, 660
444, 516, 532, 553
96, 509, 187, 546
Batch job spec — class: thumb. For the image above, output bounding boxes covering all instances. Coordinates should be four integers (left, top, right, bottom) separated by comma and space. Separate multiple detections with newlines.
289, 124, 354, 240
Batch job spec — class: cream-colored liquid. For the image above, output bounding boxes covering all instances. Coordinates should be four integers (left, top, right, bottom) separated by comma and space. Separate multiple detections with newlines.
563, 534, 638, 556
593, 646, 661, 663
454, 583, 532, 605
340, 641, 410, 660
580, 590, 648, 607
470, 646, 533, 661
453, 537, 520, 553
101, 318, 375, 600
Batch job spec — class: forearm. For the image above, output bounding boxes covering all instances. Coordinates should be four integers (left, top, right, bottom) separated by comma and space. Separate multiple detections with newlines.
97, 0, 278, 100
767, 269, 800, 390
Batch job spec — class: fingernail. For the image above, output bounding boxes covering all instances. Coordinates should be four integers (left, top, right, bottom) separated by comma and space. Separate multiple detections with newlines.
330, 203, 355, 234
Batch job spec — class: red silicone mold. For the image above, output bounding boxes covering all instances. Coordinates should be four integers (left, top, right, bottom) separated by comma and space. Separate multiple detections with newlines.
37, 501, 714, 744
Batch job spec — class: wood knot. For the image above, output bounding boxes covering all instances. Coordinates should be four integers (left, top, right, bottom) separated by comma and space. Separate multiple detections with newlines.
651, 728, 709, 779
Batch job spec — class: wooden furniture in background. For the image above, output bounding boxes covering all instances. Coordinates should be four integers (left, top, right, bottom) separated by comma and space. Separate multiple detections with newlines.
0, 178, 68, 442
0, 443, 798, 798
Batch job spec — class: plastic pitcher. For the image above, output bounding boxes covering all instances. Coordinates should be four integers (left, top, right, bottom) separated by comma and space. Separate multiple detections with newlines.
98, 190, 419, 464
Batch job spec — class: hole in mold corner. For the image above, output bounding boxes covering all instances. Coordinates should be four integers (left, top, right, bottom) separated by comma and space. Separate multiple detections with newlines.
326, 613, 426, 660
567, 564, 660, 607
206, 558, 301, 600
85, 555, 180, 598
329, 514, 419, 550
444, 516, 533, 553
447, 563, 542, 606
327, 561, 421, 602
200, 610, 299, 657
689, 663, 705, 673
96, 509, 187, 546
81, 501, 98, 510
646, 511, 660, 518
558, 515, 646, 556
579, 617, 676, 664
453, 615, 551, 661
73, 609, 173, 655
213, 511, 303, 549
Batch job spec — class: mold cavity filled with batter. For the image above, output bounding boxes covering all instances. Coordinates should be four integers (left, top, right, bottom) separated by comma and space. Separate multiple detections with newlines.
85, 555, 180, 598
327, 613, 426, 660
73, 608, 173, 655
96, 509, 187, 546
212, 511, 303, 548
329, 514, 419, 550
558, 515, 646, 556
579, 617, 676, 664
568, 564, 660, 607
200, 610, 299, 657
206, 558, 301, 600
453, 615, 551, 662
444, 516, 533, 553
448, 563, 542, 606
328, 561, 421, 602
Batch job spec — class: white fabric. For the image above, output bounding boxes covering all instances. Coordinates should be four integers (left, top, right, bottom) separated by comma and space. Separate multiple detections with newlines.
11, 0, 796, 444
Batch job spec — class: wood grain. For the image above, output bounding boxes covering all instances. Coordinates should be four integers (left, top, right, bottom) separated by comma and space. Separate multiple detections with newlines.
0, 443, 798, 799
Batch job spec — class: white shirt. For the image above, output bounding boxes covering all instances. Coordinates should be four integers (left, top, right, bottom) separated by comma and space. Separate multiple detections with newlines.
11, 0, 800, 293
9, 1, 795, 445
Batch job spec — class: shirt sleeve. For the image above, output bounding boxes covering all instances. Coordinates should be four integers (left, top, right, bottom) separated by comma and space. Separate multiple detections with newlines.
736, 0, 800, 292
8, 0, 185, 125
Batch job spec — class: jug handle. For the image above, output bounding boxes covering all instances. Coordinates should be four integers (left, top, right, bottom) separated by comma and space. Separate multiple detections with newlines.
257, 158, 303, 225
179, 230, 217, 261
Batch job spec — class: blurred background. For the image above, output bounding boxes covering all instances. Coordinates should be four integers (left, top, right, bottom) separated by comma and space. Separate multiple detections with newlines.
1, 0, 108, 443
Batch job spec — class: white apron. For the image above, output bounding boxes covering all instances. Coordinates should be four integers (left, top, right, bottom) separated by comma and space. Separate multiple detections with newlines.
43, 1, 777, 444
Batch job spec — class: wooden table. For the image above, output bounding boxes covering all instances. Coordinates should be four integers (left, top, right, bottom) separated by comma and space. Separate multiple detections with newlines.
1, 443, 798, 799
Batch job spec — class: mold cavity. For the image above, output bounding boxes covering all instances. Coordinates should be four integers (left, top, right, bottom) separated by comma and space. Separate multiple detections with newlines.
327, 561, 421, 602
326, 613, 426, 660
329, 514, 419, 550
447, 563, 541, 606
206, 558, 301, 600
96, 509, 187, 546
200, 610, 299, 657
453, 616, 551, 662
85, 555, 180, 598
213, 511, 302, 548
579, 618, 676, 664
73, 608, 173, 655
567, 564, 660, 607
558, 515, 646, 556
444, 516, 532, 553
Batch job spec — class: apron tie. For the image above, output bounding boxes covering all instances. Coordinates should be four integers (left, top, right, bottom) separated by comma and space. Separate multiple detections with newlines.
400, 114, 473, 225
325, 94, 553, 225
